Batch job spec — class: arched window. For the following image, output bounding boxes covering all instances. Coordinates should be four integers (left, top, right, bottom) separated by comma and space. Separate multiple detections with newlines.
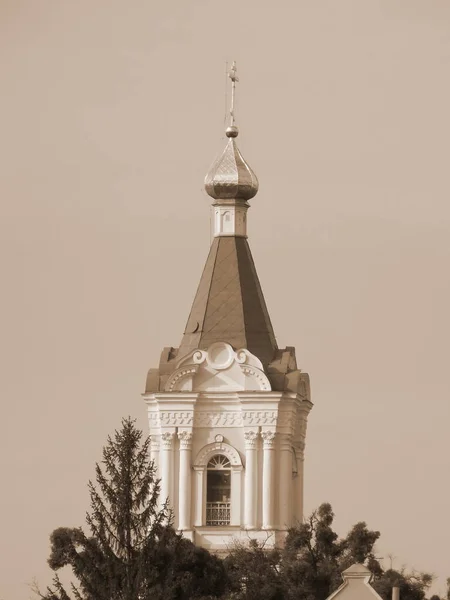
206, 455, 231, 526
221, 211, 233, 234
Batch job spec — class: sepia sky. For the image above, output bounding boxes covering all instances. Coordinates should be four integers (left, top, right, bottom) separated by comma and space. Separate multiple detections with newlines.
1, 1, 450, 598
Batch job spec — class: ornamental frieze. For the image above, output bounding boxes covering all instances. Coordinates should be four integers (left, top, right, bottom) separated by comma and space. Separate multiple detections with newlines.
148, 408, 298, 429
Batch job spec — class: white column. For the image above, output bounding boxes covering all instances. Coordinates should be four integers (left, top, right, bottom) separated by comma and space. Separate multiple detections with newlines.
244, 430, 258, 529
261, 430, 276, 530
279, 435, 293, 529
193, 467, 204, 527
230, 467, 243, 526
160, 431, 174, 508
150, 436, 160, 476
177, 431, 193, 531
293, 442, 305, 523
150, 436, 161, 508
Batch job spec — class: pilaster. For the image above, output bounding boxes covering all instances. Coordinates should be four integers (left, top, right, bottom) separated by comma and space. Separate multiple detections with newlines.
178, 430, 193, 531
293, 440, 305, 523
150, 436, 160, 473
261, 430, 276, 530
244, 429, 258, 529
278, 434, 293, 529
160, 431, 175, 508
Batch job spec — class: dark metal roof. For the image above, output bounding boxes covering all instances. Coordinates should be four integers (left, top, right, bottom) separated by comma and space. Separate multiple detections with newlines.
178, 236, 278, 366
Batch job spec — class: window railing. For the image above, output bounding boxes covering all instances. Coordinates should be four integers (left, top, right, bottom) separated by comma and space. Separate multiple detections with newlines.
206, 501, 231, 526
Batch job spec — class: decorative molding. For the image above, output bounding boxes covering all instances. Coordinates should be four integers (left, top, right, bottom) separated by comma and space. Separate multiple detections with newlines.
148, 412, 161, 428
243, 411, 277, 427
194, 441, 242, 468
261, 430, 277, 449
244, 430, 258, 450
150, 436, 160, 451
160, 411, 194, 426
277, 411, 295, 429
195, 411, 243, 428
206, 342, 235, 370
241, 366, 271, 390
150, 409, 297, 430
165, 366, 198, 392
178, 431, 193, 450
165, 343, 271, 393
279, 433, 293, 452
160, 431, 174, 450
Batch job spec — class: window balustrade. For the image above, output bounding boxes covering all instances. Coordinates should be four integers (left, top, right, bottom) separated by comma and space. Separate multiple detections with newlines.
206, 501, 231, 526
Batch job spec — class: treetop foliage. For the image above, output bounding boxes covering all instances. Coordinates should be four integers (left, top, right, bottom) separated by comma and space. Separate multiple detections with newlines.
36, 417, 227, 600
35, 418, 445, 600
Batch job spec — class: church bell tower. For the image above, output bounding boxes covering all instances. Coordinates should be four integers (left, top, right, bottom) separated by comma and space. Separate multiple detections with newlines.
143, 63, 312, 550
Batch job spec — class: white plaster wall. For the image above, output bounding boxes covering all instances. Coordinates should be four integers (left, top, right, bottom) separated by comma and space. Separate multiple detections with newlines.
213, 205, 248, 237
143, 346, 311, 549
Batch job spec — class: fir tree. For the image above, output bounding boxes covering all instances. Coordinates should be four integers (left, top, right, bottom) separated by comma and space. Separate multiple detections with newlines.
37, 417, 227, 600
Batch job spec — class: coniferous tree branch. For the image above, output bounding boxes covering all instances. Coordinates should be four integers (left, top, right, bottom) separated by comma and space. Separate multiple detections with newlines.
39, 417, 227, 600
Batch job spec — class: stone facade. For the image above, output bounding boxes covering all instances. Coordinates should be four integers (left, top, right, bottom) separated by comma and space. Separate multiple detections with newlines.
143, 63, 313, 551
143, 341, 312, 550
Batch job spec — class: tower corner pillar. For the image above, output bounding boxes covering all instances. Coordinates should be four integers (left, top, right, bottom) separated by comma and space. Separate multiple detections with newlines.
160, 430, 175, 509
261, 429, 276, 530
243, 429, 258, 530
178, 430, 193, 532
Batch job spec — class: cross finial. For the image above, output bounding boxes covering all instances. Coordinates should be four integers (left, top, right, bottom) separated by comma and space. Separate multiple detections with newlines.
228, 61, 239, 129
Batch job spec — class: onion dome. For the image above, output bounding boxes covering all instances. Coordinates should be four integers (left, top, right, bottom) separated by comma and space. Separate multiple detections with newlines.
204, 61, 259, 202
204, 126, 259, 201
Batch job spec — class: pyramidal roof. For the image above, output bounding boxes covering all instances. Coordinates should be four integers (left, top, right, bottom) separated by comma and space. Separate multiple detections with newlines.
179, 236, 277, 365
145, 62, 308, 395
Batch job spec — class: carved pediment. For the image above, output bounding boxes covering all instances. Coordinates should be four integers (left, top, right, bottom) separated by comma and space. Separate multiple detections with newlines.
164, 342, 272, 393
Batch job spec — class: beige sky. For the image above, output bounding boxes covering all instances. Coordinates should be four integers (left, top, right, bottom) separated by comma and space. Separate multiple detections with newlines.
1, 1, 450, 598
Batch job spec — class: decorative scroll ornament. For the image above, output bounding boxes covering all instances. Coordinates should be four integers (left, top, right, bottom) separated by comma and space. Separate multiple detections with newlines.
165, 343, 271, 393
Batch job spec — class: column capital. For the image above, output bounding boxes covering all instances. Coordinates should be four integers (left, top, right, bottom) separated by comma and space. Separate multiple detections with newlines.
161, 431, 175, 450
244, 430, 258, 449
261, 430, 276, 449
150, 439, 160, 452
178, 430, 193, 450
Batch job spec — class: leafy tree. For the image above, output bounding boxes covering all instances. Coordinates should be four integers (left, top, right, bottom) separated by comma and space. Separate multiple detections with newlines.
36, 417, 227, 600
280, 503, 343, 600
280, 503, 382, 600
223, 537, 284, 600
34, 420, 442, 600
224, 503, 437, 600
372, 568, 434, 600
223, 503, 382, 600
225, 502, 442, 600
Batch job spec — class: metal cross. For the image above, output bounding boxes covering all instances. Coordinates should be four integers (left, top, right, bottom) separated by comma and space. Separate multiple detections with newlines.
228, 61, 239, 127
